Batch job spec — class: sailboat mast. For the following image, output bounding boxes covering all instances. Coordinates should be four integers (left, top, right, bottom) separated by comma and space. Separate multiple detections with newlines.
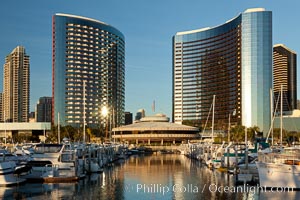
280, 85, 283, 149
270, 88, 274, 146
4, 111, 6, 146
212, 95, 215, 142
58, 112, 60, 144
228, 113, 231, 142
83, 80, 86, 143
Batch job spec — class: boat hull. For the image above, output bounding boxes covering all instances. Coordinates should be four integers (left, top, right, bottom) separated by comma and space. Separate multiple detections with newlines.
256, 162, 300, 189
0, 161, 26, 186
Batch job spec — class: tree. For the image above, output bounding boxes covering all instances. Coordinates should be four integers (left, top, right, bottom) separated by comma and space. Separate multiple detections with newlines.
230, 125, 245, 142
247, 126, 260, 142
182, 120, 202, 130
272, 128, 288, 144
228, 125, 260, 143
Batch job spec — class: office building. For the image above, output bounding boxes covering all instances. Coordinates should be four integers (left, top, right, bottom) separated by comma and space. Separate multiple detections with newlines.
35, 97, 52, 122
29, 112, 36, 123
3, 46, 30, 122
273, 44, 297, 113
125, 112, 133, 125
173, 8, 272, 133
52, 14, 125, 128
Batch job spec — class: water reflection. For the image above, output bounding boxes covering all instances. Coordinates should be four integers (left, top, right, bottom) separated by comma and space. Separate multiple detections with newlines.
1, 154, 300, 199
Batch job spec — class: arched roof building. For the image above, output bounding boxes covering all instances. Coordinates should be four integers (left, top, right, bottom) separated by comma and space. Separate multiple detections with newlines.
112, 114, 199, 145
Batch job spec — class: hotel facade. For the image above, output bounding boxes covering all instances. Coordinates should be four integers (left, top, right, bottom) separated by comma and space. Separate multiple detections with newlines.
52, 14, 125, 128
273, 44, 297, 113
173, 8, 272, 133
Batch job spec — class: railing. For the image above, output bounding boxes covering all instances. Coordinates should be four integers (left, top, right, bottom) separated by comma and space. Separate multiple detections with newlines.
112, 134, 198, 138
60, 151, 76, 162
258, 152, 300, 164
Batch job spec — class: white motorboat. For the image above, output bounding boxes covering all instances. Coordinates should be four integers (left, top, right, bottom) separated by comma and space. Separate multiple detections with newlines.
24, 143, 86, 182
256, 147, 300, 189
85, 144, 104, 173
256, 85, 300, 188
0, 161, 26, 186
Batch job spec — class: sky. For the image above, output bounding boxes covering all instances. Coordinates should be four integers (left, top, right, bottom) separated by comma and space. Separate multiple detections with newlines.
0, 0, 300, 120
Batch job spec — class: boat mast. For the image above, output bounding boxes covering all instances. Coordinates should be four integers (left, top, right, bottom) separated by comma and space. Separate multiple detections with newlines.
83, 80, 86, 143
280, 85, 283, 149
270, 88, 274, 146
4, 111, 6, 146
212, 95, 215, 142
245, 126, 248, 169
228, 112, 231, 142
58, 112, 60, 144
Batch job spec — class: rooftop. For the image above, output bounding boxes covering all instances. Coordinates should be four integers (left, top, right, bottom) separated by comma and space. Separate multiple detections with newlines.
112, 121, 199, 132
55, 13, 108, 25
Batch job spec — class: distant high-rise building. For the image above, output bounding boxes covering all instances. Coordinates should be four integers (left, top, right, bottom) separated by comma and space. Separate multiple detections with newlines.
125, 112, 133, 125
3, 46, 30, 122
135, 109, 145, 121
29, 112, 35, 123
52, 14, 125, 128
35, 97, 52, 122
273, 44, 297, 112
173, 8, 272, 133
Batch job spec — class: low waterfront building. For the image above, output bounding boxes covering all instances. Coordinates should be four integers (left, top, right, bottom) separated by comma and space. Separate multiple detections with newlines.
112, 114, 199, 145
274, 110, 300, 132
0, 122, 51, 143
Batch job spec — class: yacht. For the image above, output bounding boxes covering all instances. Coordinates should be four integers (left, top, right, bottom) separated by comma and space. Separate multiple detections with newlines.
0, 161, 26, 186
256, 147, 300, 189
24, 143, 85, 182
255, 85, 299, 188
85, 144, 104, 173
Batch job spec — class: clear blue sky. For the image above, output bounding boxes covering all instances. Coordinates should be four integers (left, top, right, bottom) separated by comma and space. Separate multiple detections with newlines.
0, 1, 299, 119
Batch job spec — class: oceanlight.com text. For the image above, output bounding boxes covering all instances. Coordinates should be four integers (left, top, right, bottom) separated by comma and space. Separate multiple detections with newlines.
126, 183, 294, 195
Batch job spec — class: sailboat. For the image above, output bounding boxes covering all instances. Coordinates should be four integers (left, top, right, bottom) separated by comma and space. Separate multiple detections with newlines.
203, 95, 223, 169
256, 85, 300, 189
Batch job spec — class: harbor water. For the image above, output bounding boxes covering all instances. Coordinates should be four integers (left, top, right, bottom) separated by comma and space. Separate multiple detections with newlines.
1, 154, 300, 200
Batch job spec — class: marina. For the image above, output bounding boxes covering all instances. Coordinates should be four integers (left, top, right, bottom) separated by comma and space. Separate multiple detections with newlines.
0, 153, 299, 199
0, 141, 127, 185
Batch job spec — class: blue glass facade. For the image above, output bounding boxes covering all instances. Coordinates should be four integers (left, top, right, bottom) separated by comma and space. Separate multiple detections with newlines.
241, 10, 272, 133
52, 14, 125, 128
173, 8, 272, 133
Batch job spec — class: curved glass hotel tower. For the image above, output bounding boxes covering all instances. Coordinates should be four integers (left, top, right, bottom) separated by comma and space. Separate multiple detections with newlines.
52, 14, 125, 128
173, 8, 272, 133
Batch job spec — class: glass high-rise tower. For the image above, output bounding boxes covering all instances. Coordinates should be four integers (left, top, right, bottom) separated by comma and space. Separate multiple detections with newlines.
52, 14, 125, 128
173, 8, 272, 133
